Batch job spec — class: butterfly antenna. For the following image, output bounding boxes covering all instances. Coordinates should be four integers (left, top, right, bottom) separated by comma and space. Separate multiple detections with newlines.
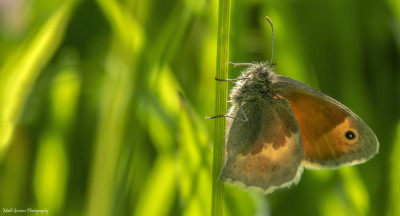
266, 16, 274, 64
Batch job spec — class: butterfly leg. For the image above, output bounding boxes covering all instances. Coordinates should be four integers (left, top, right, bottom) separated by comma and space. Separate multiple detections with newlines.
214, 62, 253, 81
238, 103, 249, 121
214, 77, 249, 82
229, 62, 254, 67
205, 114, 235, 120
206, 103, 248, 122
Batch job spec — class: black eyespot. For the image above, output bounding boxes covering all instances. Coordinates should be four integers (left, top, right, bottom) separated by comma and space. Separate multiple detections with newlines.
345, 131, 356, 140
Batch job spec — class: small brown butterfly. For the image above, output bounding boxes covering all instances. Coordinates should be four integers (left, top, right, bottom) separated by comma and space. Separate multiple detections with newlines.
207, 17, 379, 194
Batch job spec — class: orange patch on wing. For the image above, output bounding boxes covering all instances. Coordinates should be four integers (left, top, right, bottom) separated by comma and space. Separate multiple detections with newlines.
221, 131, 303, 192
285, 94, 347, 162
302, 118, 358, 161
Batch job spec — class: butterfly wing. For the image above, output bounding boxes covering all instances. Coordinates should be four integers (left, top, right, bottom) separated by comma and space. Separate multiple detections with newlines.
221, 98, 304, 193
271, 75, 379, 169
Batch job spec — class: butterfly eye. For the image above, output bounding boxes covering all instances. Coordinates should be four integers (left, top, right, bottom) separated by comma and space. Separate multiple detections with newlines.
259, 72, 268, 80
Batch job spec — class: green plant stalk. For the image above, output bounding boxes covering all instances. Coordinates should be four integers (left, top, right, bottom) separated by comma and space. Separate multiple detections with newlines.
212, 0, 231, 215
0, 0, 77, 155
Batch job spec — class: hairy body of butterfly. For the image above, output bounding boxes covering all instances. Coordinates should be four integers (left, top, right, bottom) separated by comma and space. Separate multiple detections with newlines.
221, 62, 379, 194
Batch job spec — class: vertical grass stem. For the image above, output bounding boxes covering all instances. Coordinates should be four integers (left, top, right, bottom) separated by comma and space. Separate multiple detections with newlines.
211, 0, 231, 215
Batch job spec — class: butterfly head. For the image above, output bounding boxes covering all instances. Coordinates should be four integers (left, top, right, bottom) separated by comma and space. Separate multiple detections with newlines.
230, 62, 277, 102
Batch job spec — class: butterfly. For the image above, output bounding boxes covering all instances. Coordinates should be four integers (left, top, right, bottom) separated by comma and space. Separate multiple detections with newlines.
207, 17, 379, 194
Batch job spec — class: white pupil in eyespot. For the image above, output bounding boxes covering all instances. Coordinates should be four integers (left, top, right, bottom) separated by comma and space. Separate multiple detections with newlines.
345, 131, 356, 140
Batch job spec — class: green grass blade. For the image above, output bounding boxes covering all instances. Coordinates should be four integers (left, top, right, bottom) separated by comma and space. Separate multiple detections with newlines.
0, 0, 77, 153
86, 56, 132, 216
388, 121, 400, 216
212, 0, 231, 215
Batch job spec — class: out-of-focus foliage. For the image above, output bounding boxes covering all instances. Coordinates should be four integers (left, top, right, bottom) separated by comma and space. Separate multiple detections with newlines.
0, 0, 399, 215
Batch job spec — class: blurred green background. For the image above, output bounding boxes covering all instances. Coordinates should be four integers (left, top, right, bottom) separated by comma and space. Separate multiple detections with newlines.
0, 0, 399, 215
